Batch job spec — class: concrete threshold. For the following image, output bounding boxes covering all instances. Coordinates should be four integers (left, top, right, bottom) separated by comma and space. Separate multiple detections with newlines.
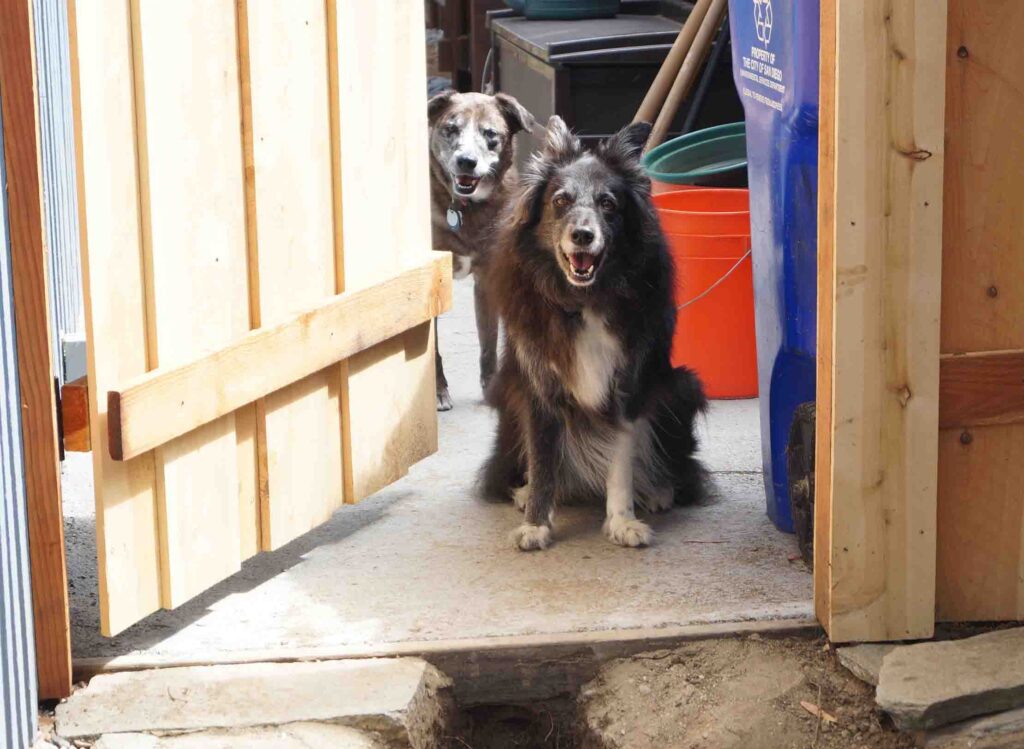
75, 617, 820, 706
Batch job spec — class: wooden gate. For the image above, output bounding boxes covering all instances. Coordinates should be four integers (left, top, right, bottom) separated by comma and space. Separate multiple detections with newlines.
817, 0, 1024, 642
69, 0, 450, 636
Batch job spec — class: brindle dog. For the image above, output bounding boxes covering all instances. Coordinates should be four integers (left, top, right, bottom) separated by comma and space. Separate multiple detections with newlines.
428, 90, 535, 410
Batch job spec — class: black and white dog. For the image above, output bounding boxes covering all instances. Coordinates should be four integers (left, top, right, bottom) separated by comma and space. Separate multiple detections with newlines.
481, 117, 708, 551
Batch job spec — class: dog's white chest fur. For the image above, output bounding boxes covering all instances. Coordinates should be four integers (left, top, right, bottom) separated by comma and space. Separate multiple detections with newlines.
571, 310, 622, 410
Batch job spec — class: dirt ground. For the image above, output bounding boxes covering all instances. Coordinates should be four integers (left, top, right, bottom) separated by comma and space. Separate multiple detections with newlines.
577, 636, 913, 749
450, 635, 914, 749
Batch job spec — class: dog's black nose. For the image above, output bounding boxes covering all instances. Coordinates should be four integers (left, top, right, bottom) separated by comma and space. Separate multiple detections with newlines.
571, 228, 594, 246
456, 155, 477, 172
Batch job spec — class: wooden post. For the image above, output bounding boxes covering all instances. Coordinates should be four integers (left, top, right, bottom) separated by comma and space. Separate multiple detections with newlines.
815, 0, 947, 642
0, 0, 72, 699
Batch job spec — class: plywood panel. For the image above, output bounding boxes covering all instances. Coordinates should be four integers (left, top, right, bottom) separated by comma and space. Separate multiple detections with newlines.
131, 0, 248, 607
68, 0, 162, 637
820, 0, 946, 642
335, 0, 437, 501
936, 425, 1024, 621
240, 0, 343, 550
936, 0, 1024, 622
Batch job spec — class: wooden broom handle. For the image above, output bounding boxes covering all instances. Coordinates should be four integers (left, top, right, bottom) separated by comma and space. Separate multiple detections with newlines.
634, 0, 713, 124
647, 0, 728, 151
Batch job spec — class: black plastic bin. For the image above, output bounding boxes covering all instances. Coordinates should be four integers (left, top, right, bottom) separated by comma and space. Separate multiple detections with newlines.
492, 7, 743, 164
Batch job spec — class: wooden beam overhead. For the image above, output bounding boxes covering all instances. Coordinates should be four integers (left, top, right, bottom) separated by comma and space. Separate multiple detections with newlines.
108, 253, 452, 462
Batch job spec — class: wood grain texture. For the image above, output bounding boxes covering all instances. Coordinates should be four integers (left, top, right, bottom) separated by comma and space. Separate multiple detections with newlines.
108, 256, 452, 462
936, 0, 1024, 622
813, 0, 836, 635
936, 424, 1024, 621
335, 0, 439, 502
60, 375, 90, 452
68, 0, 162, 637
0, 0, 72, 698
939, 350, 1024, 429
130, 0, 249, 607
240, 0, 344, 551
822, 0, 946, 642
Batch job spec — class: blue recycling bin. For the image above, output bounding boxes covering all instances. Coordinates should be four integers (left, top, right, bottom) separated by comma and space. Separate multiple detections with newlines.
727, 0, 819, 532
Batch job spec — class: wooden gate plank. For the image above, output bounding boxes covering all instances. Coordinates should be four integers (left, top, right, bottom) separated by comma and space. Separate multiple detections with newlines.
335, 0, 437, 502
939, 350, 1024, 429
68, 0, 161, 636
130, 0, 248, 607
0, 0, 72, 698
238, 0, 345, 551
818, 0, 947, 642
813, 0, 837, 635
106, 259, 451, 462
937, 0, 1024, 622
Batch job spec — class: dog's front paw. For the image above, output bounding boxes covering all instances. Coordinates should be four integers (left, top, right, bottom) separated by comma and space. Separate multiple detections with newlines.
436, 386, 453, 412
640, 486, 674, 514
511, 523, 552, 551
604, 516, 653, 548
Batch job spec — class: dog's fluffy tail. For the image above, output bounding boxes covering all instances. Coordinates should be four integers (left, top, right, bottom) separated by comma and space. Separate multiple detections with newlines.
652, 366, 711, 505
478, 405, 526, 503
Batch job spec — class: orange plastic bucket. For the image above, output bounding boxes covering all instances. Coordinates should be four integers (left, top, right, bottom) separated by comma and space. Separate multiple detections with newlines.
657, 189, 758, 399
654, 188, 751, 235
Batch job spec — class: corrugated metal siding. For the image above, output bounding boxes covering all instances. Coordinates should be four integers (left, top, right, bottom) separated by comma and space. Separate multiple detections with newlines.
0, 93, 39, 749
34, 0, 82, 383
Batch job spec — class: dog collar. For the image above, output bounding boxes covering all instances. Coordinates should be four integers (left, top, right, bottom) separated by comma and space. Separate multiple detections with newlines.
447, 197, 469, 233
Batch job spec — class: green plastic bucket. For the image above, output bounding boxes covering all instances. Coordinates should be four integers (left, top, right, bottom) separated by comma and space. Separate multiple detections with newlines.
504, 0, 620, 20
643, 122, 748, 191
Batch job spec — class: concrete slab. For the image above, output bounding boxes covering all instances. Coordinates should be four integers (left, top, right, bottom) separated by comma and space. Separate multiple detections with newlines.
877, 628, 1024, 730
56, 658, 451, 746
94, 724, 380, 749
837, 643, 896, 686
65, 279, 810, 663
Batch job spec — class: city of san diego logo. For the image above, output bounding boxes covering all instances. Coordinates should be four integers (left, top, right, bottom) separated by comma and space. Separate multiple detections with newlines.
753, 0, 773, 46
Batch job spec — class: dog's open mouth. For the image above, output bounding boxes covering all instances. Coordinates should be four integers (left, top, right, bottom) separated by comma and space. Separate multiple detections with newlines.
564, 251, 602, 286
453, 174, 481, 196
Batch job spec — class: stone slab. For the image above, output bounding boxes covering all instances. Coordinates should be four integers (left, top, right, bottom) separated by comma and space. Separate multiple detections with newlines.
876, 628, 1024, 730
93, 723, 381, 749
921, 705, 1024, 749
837, 644, 896, 686
56, 658, 452, 747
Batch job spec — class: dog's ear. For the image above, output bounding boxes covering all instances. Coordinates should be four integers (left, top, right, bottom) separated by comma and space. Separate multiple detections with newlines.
428, 89, 457, 126
542, 115, 580, 161
494, 93, 536, 136
604, 121, 653, 163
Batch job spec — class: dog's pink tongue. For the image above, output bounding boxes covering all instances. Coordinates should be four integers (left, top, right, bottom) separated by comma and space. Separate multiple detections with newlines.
570, 253, 595, 271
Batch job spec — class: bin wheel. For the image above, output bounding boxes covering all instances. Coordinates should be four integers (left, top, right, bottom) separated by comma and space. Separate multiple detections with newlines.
787, 402, 816, 565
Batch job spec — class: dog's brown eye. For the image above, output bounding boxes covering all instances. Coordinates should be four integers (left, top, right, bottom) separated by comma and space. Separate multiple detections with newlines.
600, 197, 617, 212
553, 194, 570, 209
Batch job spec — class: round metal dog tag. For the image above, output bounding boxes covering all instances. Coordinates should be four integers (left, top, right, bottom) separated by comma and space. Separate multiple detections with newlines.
446, 207, 463, 232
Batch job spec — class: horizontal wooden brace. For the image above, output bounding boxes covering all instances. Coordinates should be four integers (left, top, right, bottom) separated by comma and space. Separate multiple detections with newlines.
939, 350, 1024, 429
60, 376, 91, 452
108, 252, 453, 461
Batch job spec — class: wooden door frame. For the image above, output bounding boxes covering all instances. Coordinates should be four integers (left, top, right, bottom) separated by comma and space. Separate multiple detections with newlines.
0, 0, 73, 700
815, 0, 948, 643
